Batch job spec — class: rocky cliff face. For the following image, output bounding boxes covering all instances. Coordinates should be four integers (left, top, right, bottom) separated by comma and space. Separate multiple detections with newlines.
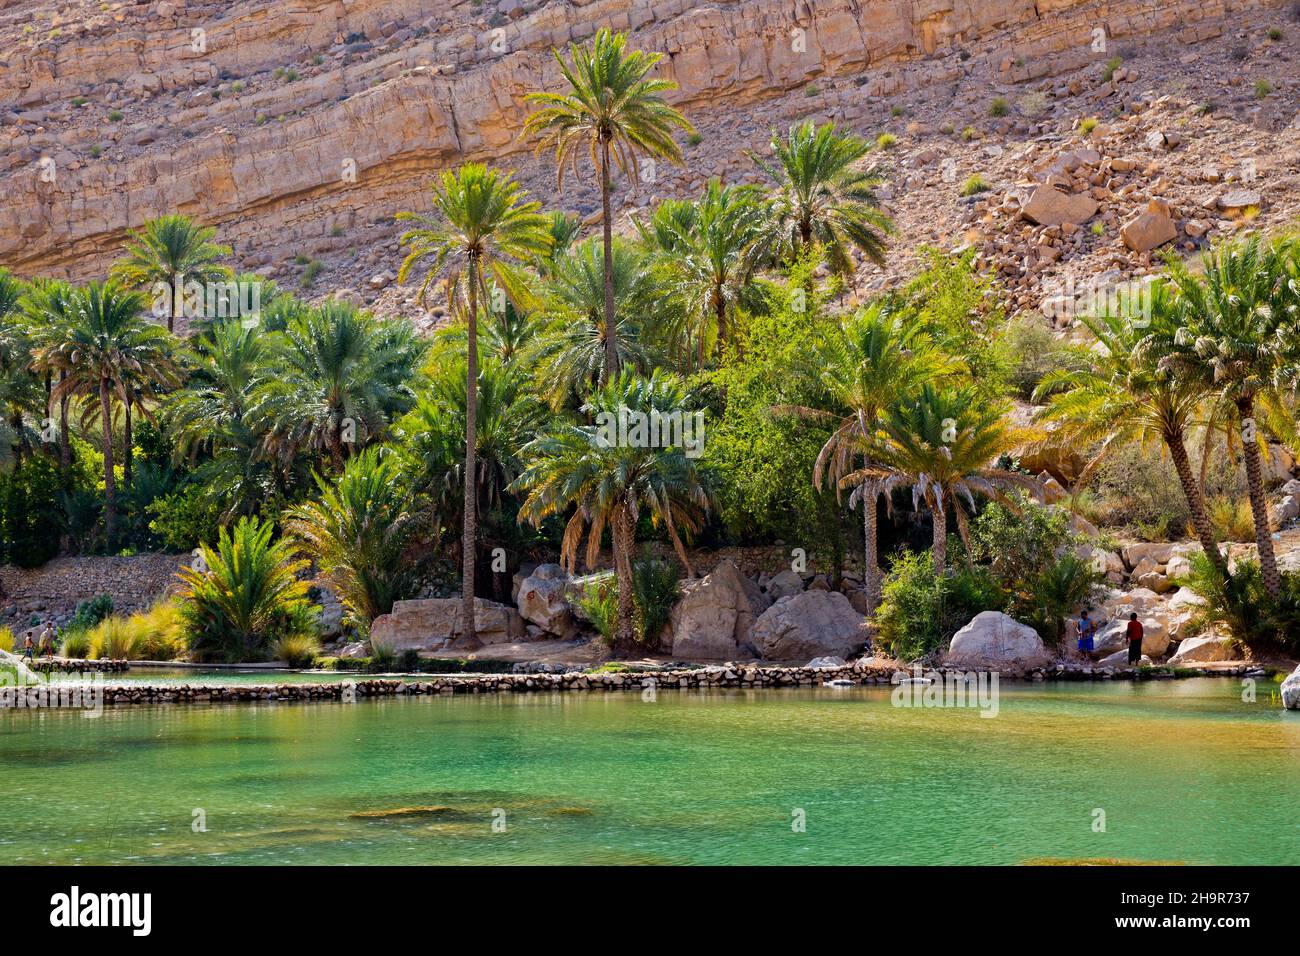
1, 0, 1296, 312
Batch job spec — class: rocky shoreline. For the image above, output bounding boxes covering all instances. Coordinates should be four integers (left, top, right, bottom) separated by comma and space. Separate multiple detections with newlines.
1, 658, 1279, 709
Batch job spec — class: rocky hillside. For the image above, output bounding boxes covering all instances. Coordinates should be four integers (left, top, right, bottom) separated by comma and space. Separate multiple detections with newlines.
2, 0, 1298, 323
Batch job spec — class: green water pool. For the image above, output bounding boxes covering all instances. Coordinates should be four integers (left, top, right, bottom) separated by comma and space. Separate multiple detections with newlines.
2, 678, 1297, 865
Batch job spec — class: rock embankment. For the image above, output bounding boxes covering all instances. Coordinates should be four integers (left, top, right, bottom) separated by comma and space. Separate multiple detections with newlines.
2, 658, 1272, 708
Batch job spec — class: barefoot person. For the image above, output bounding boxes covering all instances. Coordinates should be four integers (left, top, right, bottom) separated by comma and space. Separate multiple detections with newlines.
22, 631, 35, 662
1126, 613, 1144, 665
40, 622, 56, 661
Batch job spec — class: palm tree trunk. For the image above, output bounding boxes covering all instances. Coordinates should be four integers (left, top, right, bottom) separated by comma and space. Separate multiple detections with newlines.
99, 376, 116, 543
1166, 428, 1226, 576
714, 287, 727, 352
461, 256, 480, 646
613, 504, 637, 653
122, 398, 133, 492
863, 487, 881, 611
599, 138, 617, 384
1237, 397, 1280, 597
58, 373, 70, 478
931, 500, 947, 577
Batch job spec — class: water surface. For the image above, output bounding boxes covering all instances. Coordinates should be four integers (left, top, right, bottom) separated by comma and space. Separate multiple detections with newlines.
2, 679, 1296, 865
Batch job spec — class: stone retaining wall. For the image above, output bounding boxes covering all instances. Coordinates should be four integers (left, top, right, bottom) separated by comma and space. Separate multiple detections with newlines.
2, 660, 1265, 709
0, 554, 188, 626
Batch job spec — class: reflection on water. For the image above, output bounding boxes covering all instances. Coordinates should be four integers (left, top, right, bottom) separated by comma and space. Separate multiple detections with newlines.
1, 679, 1297, 865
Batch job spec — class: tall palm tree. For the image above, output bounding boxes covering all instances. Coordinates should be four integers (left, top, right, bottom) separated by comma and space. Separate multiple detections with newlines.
847, 384, 1041, 576
512, 370, 709, 650
784, 302, 961, 606
39, 282, 180, 542
110, 214, 232, 333
1035, 280, 1228, 575
523, 28, 694, 382
0, 270, 38, 468
23, 278, 78, 476
532, 236, 661, 408
752, 121, 893, 277
1161, 235, 1300, 597
396, 163, 550, 645
255, 302, 420, 472
640, 178, 772, 365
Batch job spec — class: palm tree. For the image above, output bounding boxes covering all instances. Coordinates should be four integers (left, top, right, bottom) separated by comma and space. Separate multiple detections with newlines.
1161, 235, 1300, 597
512, 370, 709, 651
847, 384, 1041, 576
535, 211, 582, 278
0, 271, 38, 468
784, 302, 960, 607
640, 178, 772, 365
255, 303, 421, 473
396, 163, 550, 644
110, 214, 232, 333
532, 236, 662, 407
1035, 280, 1228, 575
523, 28, 694, 381
752, 121, 893, 277
286, 447, 425, 627
22, 278, 78, 476
38, 282, 180, 542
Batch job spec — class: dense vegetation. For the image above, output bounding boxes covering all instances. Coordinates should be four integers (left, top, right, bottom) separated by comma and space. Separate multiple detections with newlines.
2, 29, 1299, 661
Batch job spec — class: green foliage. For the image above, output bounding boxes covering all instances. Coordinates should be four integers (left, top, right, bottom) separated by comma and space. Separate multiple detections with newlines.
632, 558, 680, 645
272, 632, 321, 667
989, 97, 1009, 117
0, 455, 64, 566
575, 577, 619, 645
177, 516, 316, 662
997, 316, 1080, 399
67, 594, 115, 634
959, 174, 989, 197
1182, 554, 1300, 652
146, 483, 223, 551
1018, 552, 1105, 645
876, 551, 1002, 660
968, 496, 1073, 593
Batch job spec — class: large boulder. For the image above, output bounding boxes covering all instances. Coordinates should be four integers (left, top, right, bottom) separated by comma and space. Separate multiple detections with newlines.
764, 569, 804, 601
369, 598, 524, 651
1022, 185, 1098, 226
668, 560, 770, 660
1098, 649, 1153, 668
1281, 665, 1300, 710
751, 591, 868, 662
515, 564, 578, 638
1120, 205, 1177, 252
943, 611, 1051, 669
1094, 616, 1170, 657
1169, 633, 1241, 663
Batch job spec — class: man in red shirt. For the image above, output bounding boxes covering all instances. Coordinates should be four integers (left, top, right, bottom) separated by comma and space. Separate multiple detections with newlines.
1126, 613, 1144, 665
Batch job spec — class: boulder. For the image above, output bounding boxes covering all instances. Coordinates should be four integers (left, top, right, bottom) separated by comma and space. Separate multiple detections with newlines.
765, 569, 804, 601
807, 655, 847, 669
1168, 634, 1241, 663
751, 591, 868, 662
516, 564, 578, 638
943, 611, 1051, 669
338, 641, 367, 659
1266, 443, 1295, 483
1022, 185, 1098, 226
1164, 554, 1193, 581
1135, 570, 1174, 594
1282, 665, 1300, 710
369, 597, 524, 651
668, 560, 770, 660
1120, 206, 1178, 252
1122, 543, 1174, 568
1098, 649, 1153, 667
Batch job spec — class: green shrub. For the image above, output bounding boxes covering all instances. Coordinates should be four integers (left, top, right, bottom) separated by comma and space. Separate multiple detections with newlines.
959, 174, 989, 197
108, 109, 123, 122
147, 485, 223, 551
1017, 553, 1105, 645
60, 631, 91, 659
968, 495, 1074, 593
273, 632, 321, 668
0, 455, 65, 567
997, 316, 1080, 400
177, 516, 315, 662
1079, 116, 1098, 134
67, 594, 115, 634
88, 617, 140, 660
1254, 79, 1273, 99
632, 559, 681, 646
575, 578, 619, 646
876, 551, 1003, 661
1102, 56, 1122, 81
988, 97, 1009, 117
0, 626, 13, 653
876, 133, 898, 149
686, 131, 702, 146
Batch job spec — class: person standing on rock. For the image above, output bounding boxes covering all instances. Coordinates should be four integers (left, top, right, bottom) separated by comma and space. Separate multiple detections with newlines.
1126, 613, 1144, 665
1076, 609, 1096, 655
22, 631, 35, 662
40, 622, 56, 661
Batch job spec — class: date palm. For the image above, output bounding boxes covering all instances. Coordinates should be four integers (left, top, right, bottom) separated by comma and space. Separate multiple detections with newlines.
532, 236, 661, 408
640, 178, 773, 365
1034, 280, 1227, 576
512, 370, 709, 651
524, 28, 694, 382
110, 214, 232, 333
39, 282, 180, 542
752, 121, 893, 277
1160, 235, 1300, 597
22, 278, 78, 476
847, 384, 1041, 576
396, 163, 550, 645
785, 302, 961, 608
0, 270, 37, 468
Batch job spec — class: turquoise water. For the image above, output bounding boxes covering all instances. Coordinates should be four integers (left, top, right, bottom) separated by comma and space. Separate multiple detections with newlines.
2, 679, 1297, 865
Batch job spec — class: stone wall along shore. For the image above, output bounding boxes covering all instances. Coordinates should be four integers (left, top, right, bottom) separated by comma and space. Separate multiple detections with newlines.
3, 659, 1269, 709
